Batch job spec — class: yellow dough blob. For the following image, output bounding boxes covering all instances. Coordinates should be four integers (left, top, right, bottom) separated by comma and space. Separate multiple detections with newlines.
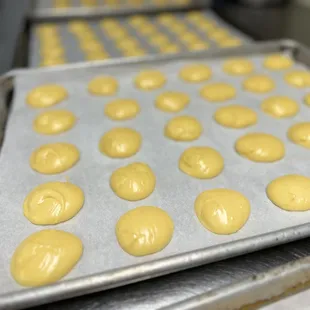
267, 175, 310, 211
195, 189, 250, 235
134, 70, 166, 90
223, 58, 254, 75
179, 64, 212, 83
304, 93, 310, 106
104, 99, 140, 120
261, 96, 299, 118
110, 162, 156, 201
235, 133, 285, 162
88, 76, 118, 96
11, 230, 83, 287
23, 182, 84, 225
263, 54, 293, 70
99, 127, 141, 158
243, 75, 275, 93
288, 122, 310, 149
115, 206, 174, 256
214, 105, 257, 129
33, 110, 76, 135
179, 146, 224, 179
200, 83, 236, 102
30, 143, 80, 174
165, 116, 202, 141
27, 85, 68, 108
285, 71, 310, 88
155, 91, 190, 113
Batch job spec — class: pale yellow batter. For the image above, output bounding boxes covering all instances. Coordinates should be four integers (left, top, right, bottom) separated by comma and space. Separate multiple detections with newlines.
159, 44, 180, 54
267, 175, 310, 211
99, 127, 141, 158
149, 34, 170, 46
214, 105, 257, 129
179, 64, 212, 83
288, 122, 310, 149
304, 93, 310, 106
104, 99, 140, 120
110, 162, 156, 201
261, 96, 299, 118
88, 76, 118, 96
179, 146, 224, 179
135, 70, 166, 90
11, 230, 83, 287
285, 70, 310, 88
235, 133, 285, 162
33, 110, 76, 135
243, 75, 275, 93
218, 38, 242, 48
27, 85, 68, 108
200, 83, 236, 102
155, 91, 190, 113
195, 189, 250, 234
263, 54, 293, 70
115, 206, 174, 256
23, 181, 84, 225
30, 143, 80, 174
165, 116, 202, 141
223, 58, 254, 75
187, 41, 209, 51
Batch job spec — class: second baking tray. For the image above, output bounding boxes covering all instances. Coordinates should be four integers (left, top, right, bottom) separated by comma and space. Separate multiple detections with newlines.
2, 39, 310, 309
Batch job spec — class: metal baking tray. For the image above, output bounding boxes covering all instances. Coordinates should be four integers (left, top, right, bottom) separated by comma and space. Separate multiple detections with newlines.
30, 0, 208, 21
29, 10, 252, 67
1, 39, 310, 310
164, 255, 310, 310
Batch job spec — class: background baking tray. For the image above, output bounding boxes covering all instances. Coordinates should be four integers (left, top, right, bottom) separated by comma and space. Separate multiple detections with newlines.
29, 10, 252, 67
1, 39, 310, 310
30, 0, 208, 21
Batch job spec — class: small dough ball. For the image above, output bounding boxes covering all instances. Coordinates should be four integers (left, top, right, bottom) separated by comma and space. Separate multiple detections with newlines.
285, 70, 310, 88
214, 105, 257, 129
30, 143, 80, 174
287, 122, 310, 149
187, 41, 209, 51
110, 162, 156, 201
179, 146, 224, 179
243, 75, 275, 93
223, 58, 254, 75
263, 54, 293, 70
200, 83, 236, 102
88, 76, 118, 96
165, 116, 202, 141
304, 93, 310, 106
261, 96, 299, 118
27, 85, 68, 108
104, 99, 140, 120
116, 206, 174, 256
33, 110, 76, 135
99, 127, 141, 158
128, 15, 147, 27
218, 38, 242, 48
23, 182, 84, 225
195, 189, 250, 234
155, 91, 189, 112
267, 175, 310, 211
235, 133, 285, 163
179, 64, 212, 83
135, 70, 166, 90
149, 34, 170, 46
11, 230, 83, 287
159, 44, 180, 54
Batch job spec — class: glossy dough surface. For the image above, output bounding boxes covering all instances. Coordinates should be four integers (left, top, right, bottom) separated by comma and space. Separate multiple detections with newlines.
263, 54, 293, 70
179, 146, 224, 179
223, 58, 254, 75
267, 175, 310, 211
155, 91, 190, 112
135, 70, 166, 90
99, 127, 142, 158
30, 143, 80, 174
104, 99, 140, 120
179, 64, 212, 82
33, 110, 76, 134
116, 206, 174, 256
11, 230, 83, 286
243, 75, 275, 93
288, 122, 310, 148
285, 71, 310, 88
195, 189, 250, 234
235, 133, 285, 162
110, 162, 156, 201
23, 182, 84, 225
200, 83, 236, 102
27, 85, 68, 108
88, 76, 118, 95
214, 105, 257, 128
261, 96, 299, 118
165, 116, 202, 141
